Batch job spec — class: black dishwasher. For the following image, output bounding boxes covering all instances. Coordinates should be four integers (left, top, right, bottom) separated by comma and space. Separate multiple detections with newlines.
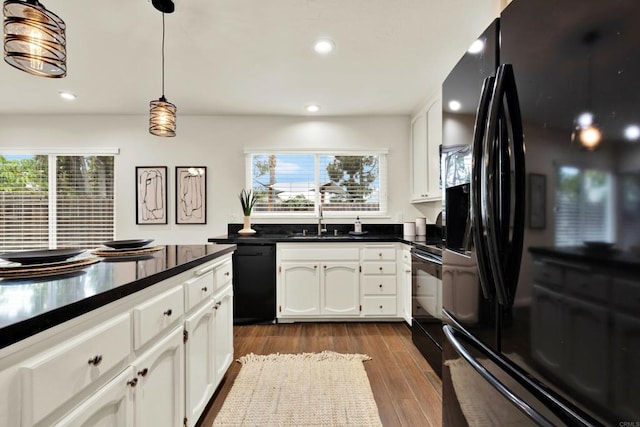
232, 244, 276, 325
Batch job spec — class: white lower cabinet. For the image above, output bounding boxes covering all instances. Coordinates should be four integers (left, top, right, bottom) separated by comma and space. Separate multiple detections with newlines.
279, 262, 321, 316
277, 243, 403, 321
321, 262, 360, 316
54, 367, 135, 427
0, 254, 234, 427
184, 301, 215, 427
213, 285, 234, 384
133, 326, 185, 427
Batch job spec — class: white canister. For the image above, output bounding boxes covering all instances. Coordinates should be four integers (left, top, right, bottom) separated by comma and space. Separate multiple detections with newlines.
415, 217, 427, 236
403, 221, 416, 236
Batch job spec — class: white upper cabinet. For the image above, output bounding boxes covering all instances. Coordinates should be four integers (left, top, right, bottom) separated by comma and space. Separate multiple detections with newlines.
411, 91, 443, 203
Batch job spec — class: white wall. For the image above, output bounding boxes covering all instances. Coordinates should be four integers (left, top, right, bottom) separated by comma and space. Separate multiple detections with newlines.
0, 114, 438, 244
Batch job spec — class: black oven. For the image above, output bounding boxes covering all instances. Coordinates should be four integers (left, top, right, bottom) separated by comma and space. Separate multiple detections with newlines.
411, 247, 443, 378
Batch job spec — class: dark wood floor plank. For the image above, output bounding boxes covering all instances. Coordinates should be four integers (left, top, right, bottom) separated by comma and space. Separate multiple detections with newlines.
198, 322, 442, 427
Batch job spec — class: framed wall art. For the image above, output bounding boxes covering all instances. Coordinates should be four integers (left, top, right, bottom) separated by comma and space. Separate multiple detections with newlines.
176, 166, 207, 224
136, 166, 168, 224
528, 173, 546, 229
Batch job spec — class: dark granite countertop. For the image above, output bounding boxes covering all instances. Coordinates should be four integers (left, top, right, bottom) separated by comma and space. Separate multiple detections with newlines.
209, 223, 443, 256
0, 244, 236, 350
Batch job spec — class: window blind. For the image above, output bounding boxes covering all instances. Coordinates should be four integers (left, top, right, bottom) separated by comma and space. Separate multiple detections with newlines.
247, 151, 387, 216
0, 154, 114, 251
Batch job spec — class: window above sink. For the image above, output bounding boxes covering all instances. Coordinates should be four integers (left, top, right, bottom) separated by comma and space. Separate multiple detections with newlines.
245, 149, 388, 218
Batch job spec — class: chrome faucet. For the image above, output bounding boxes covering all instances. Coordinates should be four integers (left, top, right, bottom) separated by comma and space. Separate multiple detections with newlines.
318, 204, 327, 235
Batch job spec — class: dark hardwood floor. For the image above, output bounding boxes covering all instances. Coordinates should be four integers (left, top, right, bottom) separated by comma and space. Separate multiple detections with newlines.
198, 322, 442, 427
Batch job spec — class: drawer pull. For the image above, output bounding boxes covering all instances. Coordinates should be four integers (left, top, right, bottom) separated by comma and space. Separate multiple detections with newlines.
213, 301, 222, 310
163, 309, 173, 316
87, 354, 103, 366
138, 368, 148, 377
379, 253, 382, 257
379, 284, 383, 288
201, 286, 208, 292
225, 271, 230, 276
379, 267, 383, 271
127, 378, 138, 387
379, 305, 383, 309
324, 265, 327, 269
314, 265, 317, 269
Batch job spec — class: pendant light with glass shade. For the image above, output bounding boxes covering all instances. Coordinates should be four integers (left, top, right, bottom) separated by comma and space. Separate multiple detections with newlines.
3, 0, 66, 78
149, 10, 176, 137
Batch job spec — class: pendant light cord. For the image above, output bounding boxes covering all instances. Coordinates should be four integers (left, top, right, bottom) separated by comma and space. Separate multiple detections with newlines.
161, 12, 166, 97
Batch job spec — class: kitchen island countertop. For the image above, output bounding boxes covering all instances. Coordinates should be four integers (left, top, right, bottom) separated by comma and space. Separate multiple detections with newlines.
0, 244, 236, 350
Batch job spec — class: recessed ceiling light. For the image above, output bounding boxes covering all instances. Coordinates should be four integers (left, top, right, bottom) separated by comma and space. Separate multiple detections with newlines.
468, 39, 485, 54
314, 39, 335, 54
58, 91, 77, 100
448, 100, 462, 111
624, 124, 640, 141
306, 104, 320, 113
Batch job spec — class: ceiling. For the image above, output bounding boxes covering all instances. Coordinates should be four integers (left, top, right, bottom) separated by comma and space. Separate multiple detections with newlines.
0, 0, 497, 116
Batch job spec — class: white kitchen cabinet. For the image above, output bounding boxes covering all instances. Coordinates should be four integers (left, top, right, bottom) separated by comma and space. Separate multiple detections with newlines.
277, 242, 403, 321
411, 91, 442, 203
53, 367, 135, 427
133, 326, 184, 427
184, 300, 215, 427
401, 245, 412, 324
278, 244, 362, 320
321, 262, 360, 316
20, 313, 132, 426
279, 262, 321, 316
361, 244, 398, 317
213, 284, 234, 385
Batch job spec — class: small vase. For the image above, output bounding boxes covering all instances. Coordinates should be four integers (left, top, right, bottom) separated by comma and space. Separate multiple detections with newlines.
238, 215, 256, 235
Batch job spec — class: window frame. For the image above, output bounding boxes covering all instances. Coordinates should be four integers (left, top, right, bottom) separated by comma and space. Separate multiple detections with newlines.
1, 147, 118, 250
244, 148, 389, 218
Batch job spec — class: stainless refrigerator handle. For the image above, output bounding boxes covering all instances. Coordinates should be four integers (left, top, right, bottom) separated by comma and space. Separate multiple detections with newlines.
443, 325, 556, 427
471, 76, 496, 300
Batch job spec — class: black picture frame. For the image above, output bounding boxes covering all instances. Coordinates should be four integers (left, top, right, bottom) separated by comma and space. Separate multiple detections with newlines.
528, 173, 546, 229
136, 166, 168, 225
175, 166, 207, 224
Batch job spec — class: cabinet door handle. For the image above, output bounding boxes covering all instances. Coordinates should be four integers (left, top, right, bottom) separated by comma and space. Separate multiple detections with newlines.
88, 354, 103, 366
213, 301, 222, 310
138, 368, 148, 377
323, 265, 327, 269
314, 265, 317, 269
379, 267, 383, 271
225, 271, 230, 276
379, 284, 383, 288
201, 286, 208, 292
379, 253, 383, 257
379, 305, 383, 309
127, 378, 138, 387
163, 309, 173, 316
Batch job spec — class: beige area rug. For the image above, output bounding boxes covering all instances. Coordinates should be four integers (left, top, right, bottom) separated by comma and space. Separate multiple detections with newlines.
213, 351, 383, 427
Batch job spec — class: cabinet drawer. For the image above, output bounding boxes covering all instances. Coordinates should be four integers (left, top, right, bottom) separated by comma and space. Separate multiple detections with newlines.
532, 260, 563, 288
133, 286, 184, 350
363, 276, 397, 295
362, 262, 396, 275
566, 270, 609, 302
280, 247, 360, 261
214, 258, 233, 290
363, 296, 397, 316
362, 246, 396, 261
21, 313, 131, 426
184, 270, 214, 312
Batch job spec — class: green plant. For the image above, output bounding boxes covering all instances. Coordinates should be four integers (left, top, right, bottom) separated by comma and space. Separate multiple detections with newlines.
238, 188, 257, 216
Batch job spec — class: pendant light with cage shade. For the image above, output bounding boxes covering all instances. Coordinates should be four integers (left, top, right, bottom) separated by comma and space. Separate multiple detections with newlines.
149, 10, 176, 137
3, 0, 66, 78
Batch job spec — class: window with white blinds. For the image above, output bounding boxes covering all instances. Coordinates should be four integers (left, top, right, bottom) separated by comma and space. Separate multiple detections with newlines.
247, 150, 387, 216
0, 154, 115, 251
554, 165, 613, 246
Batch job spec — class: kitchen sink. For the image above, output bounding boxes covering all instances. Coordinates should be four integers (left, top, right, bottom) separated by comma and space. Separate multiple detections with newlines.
287, 234, 350, 240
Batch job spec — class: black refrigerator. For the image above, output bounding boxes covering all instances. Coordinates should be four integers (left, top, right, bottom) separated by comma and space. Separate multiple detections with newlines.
441, 0, 640, 425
